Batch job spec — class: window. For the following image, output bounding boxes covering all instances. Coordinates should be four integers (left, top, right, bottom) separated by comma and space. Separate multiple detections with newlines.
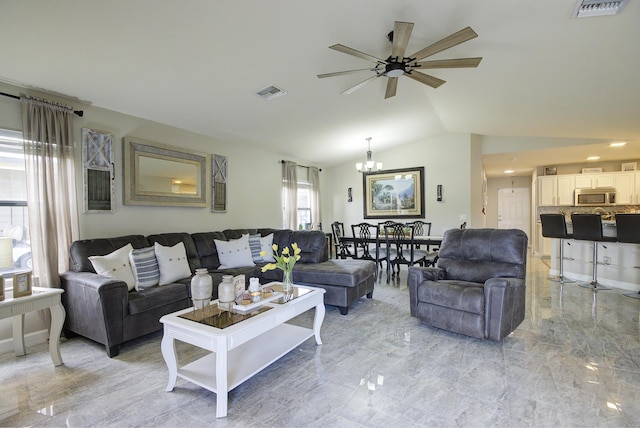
0, 128, 31, 275
296, 165, 321, 230
297, 181, 311, 229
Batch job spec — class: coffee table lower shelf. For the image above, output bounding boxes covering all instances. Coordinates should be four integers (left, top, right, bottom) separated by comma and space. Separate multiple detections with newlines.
176, 323, 312, 393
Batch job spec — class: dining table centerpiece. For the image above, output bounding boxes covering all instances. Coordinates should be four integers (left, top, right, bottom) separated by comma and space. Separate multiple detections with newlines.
261, 242, 301, 301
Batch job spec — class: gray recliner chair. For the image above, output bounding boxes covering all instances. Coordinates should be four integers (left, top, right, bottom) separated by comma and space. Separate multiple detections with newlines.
408, 228, 528, 341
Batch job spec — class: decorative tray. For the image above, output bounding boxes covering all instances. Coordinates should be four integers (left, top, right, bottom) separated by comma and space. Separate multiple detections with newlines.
232, 291, 283, 313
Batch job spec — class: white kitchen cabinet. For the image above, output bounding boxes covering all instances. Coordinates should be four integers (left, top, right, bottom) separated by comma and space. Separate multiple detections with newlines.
537, 171, 640, 208
574, 173, 615, 189
614, 172, 635, 205
538, 176, 557, 206
574, 174, 594, 189
596, 174, 615, 188
557, 175, 575, 205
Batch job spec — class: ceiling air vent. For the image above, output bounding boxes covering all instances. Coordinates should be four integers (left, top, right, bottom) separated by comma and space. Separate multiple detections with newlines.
572, 0, 628, 18
256, 85, 287, 100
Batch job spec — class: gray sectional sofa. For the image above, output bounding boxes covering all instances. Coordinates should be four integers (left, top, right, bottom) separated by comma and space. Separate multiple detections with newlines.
60, 228, 375, 357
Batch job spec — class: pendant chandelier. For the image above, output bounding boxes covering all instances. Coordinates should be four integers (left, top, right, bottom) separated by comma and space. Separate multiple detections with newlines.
356, 137, 382, 172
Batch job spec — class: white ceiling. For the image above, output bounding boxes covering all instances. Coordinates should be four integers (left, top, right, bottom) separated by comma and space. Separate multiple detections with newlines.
1, 1, 639, 176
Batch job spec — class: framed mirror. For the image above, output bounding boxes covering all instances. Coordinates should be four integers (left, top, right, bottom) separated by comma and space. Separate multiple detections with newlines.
123, 137, 210, 207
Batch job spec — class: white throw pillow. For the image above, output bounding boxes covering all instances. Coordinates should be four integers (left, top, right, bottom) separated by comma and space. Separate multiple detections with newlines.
154, 241, 192, 285
260, 233, 275, 262
89, 244, 136, 291
214, 234, 256, 269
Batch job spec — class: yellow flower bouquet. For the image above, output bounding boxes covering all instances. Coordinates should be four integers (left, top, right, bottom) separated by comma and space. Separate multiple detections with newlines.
261, 242, 301, 300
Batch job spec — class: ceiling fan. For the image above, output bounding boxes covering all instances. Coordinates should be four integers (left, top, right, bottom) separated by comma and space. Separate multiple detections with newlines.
317, 21, 482, 99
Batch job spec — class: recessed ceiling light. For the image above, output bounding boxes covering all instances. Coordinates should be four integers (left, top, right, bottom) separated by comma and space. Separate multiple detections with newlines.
610, 142, 626, 147
504, 169, 514, 174
587, 156, 600, 161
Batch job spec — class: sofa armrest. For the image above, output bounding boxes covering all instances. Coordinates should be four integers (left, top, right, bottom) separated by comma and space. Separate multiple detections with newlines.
61, 271, 129, 291
60, 271, 129, 351
407, 267, 446, 317
484, 277, 526, 341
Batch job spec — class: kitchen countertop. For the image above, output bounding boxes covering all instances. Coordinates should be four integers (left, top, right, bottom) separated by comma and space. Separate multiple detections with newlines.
566, 220, 616, 238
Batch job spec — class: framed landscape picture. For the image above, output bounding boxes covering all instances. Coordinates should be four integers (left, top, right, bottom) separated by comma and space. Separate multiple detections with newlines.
363, 167, 425, 219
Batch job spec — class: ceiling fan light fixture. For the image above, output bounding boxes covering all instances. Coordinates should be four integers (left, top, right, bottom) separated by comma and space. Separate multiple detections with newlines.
385, 62, 405, 77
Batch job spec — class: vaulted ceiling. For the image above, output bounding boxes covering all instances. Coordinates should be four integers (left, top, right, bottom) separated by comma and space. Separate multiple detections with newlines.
1, 1, 638, 175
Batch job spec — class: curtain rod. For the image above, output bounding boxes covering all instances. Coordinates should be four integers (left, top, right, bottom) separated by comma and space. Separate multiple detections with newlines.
281, 160, 321, 171
0, 91, 84, 117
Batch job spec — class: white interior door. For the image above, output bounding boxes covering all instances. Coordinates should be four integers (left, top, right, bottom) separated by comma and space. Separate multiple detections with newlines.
498, 187, 530, 242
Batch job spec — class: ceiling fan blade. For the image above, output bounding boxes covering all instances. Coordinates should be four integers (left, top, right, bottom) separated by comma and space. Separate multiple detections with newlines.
391, 21, 414, 60
406, 71, 446, 88
317, 68, 378, 79
341, 74, 380, 95
415, 57, 482, 69
385, 77, 398, 99
409, 27, 478, 61
330, 44, 385, 64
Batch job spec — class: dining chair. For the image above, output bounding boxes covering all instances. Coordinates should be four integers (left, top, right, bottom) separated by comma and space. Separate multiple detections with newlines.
351, 222, 387, 279
331, 221, 353, 259
384, 222, 429, 283
405, 220, 438, 266
405, 220, 431, 237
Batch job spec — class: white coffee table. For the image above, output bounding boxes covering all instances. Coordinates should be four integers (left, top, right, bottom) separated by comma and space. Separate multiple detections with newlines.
160, 283, 325, 418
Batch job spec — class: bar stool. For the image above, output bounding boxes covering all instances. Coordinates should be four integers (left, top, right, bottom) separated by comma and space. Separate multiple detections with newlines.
570, 214, 617, 291
616, 214, 640, 299
540, 214, 575, 283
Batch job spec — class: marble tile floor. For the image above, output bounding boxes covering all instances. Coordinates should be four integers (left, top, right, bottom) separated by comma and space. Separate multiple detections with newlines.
1, 254, 640, 427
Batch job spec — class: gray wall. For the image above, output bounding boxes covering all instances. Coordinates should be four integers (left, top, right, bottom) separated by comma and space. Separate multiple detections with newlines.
0, 81, 326, 239
323, 133, 476, 235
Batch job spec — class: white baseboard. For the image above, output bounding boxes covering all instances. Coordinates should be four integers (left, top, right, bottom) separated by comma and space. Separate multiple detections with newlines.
0, 329, 49, 355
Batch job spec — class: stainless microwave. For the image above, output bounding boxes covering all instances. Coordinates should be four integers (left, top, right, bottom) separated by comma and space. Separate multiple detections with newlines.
574, 187, 616, 206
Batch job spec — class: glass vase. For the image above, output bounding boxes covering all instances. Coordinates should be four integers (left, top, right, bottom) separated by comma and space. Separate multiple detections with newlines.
282, 269, 294, 302
218, 275, 236, 311
191, 268, 212, 310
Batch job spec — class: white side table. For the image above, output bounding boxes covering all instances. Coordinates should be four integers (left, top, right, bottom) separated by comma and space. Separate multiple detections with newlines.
0, 286, 65, 366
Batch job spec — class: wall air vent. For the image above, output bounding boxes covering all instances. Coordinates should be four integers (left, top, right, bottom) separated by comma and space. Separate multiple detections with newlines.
572, 0, 628, 18
256, 85, 287, 100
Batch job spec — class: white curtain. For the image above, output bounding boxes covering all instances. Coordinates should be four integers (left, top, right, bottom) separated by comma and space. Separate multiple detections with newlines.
282, 161, 297, 229
21, 95, 79, 288
309, 166, 321, 229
